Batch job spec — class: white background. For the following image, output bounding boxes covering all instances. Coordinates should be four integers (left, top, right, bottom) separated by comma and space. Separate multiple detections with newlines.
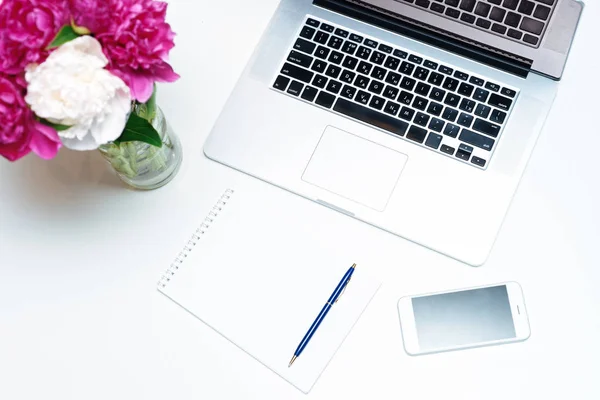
1, 0, 599, 399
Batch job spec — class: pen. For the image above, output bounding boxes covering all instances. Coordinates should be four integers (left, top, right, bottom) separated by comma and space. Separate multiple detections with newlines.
288, 263, 356, 367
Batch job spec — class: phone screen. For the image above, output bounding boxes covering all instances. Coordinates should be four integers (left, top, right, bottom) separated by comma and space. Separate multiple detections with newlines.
412, 285, 516, 350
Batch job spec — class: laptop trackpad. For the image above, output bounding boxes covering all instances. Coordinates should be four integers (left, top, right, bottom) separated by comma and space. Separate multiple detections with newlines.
302, 126, 408, 211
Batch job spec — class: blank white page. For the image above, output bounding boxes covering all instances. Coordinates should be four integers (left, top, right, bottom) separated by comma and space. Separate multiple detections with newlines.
158, 184, 381, 393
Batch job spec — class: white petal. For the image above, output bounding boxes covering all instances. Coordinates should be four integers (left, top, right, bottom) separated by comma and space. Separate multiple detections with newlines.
60, 130, 100, 151
90, 88, 131, 146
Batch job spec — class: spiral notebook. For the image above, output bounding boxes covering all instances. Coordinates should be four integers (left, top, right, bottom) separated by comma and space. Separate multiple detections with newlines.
157, 184, 381, 393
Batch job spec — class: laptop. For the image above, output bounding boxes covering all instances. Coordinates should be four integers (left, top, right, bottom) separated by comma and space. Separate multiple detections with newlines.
204, 0, 583, 266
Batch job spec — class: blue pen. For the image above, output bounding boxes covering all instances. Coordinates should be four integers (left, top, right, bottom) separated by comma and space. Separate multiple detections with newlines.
288, 263, 356, 367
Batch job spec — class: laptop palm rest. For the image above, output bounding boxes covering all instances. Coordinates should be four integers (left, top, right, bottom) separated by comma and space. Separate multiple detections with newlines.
302, 126, 408, 212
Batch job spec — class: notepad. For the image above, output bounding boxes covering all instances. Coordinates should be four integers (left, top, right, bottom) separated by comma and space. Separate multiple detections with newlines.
157, 183, 381, 393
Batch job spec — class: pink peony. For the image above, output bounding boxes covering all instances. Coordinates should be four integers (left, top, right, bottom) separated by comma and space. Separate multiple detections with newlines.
97, 0, 179, 102
0, 74, 61, 162
0, 0, 69, 74
69, 0, 113, 33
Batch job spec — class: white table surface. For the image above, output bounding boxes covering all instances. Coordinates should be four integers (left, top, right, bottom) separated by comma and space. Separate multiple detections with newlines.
2, 1, 599, 399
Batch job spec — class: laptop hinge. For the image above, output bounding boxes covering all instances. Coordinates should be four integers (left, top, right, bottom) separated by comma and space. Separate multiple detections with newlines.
314, 0, 532, 78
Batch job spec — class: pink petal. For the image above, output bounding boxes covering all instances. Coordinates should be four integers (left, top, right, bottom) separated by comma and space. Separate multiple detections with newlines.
28, 122, 61, 160
129, 74, 155, 102
152, 62, 180, 83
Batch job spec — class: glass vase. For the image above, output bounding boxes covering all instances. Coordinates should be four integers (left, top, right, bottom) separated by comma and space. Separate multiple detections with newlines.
99, 105, 182, 190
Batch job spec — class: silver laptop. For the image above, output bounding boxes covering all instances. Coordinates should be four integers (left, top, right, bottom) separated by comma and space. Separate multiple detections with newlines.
204, 0, 583, 266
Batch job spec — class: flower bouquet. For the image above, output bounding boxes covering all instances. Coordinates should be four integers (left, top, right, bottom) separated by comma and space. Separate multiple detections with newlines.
0, 0, 182, 189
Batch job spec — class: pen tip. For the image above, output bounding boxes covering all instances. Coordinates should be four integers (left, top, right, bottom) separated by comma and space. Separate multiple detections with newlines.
351, 263, 356, 269
288, 355, 297, 368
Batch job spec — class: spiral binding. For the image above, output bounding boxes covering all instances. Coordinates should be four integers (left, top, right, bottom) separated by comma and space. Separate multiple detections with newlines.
158, 189, 234, 289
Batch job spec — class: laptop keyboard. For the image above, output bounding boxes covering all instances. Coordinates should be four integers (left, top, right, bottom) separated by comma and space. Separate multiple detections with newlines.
272, 17, 519, 169
398, 0, 556, 48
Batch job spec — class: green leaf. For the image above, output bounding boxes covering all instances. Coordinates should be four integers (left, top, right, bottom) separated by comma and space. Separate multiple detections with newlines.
39, 119, 72, 131
47, 25, 80, 49
114, 113, 163, 147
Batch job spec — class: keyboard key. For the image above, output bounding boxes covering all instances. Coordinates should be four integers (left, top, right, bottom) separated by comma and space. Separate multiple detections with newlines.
340, 70, 356, 83
473, 118, 501, 137
273, 75, 290, 91
428, 72, 445, 86
425, 132, 443, 149
521, 17, 544, 35
424, 60, 438, 70
369, 95, 386, 110
301, 86, 318, 102
383, 85, 400, 100
458, 112, 474, 127
488, 0, 501, 4
459, 129, 495, 150
325, 64, 342, 79
442, 107, 459, 122
446, 8, 460, 18
503, 0, 519, 9
459, 98, 476, 113
455, 147, 471, 161
492, 23, 507, 34
406, 125, 428, 143
342, 56, 359, 69
485, 82, 500, 92
490, 109, 507, 124
415, 82, 431, 96
312, 74, 328, 88
315, 91, 336, 108
416, 0, 431, 8
342, 41, 359, 55
371, 66, 387, 80
356, 46, 372, 60
413, 96, 429, 111
400, 77, 417, 91
356, 90, 371, 105
358, 61, 373, 75
340, 85, 357, 100
414, 112, 430, 127
326, 79, 342, 94
459, 0, 476, 12
443, 123, 460, 137
287, 80, 304, 96
365, 39, 378, 48
399, 106, 416, 121
488, 93, 513, 110
311, 59, 327, 73
473, 87, 490, 102
384, 101, 401, 116
384, 56, 401, 70
471, 156, 486, 167
315, 46, 330, 59
333, 98, 409, 136
469, 76, 485, 86
518, 0, 535, 15
505, 11, 521, 27
460, 13, 476, 24
399, 61, 416, 75
507, 29, 523, 40
428, 117, 445, 132
427, 101, 444, 116
439, 65, 454, 75
475, 2, 491, 17
444, 93, 461, 107
501, 87, 517, 98
443, 77, 460, 91
378, 44, 393, 54
370, 51, 386, 65
328, 36, 344, 50
523, 34, 539, 45
385, 72, 402, 86
321, 23, 334, 33
350, 33, 364, 43
414, 67, 430, 81
300, 26, 316, 40
368, 80, 384, 95
398, 91, 414, 105
454, 71, 470, 81
441, 144, 455, 155
335, 28, 349, 38
490, 7, 506, 22
458, 82, 474, 96
281, 63, 314, 83
408, 55, 423, 64
476, 18, 492, 29
446, 0, 459, 7
431, 2, 446, 13
538, 0, 555, 6
306, 18, 320, 28
475, 103, 491, 118
288, 50, 314, 68
430, 87, 446, 102
294, 38, 316, 54
394, 49, 408, 59
314, 31, 330, 45
355, 75, 370, 89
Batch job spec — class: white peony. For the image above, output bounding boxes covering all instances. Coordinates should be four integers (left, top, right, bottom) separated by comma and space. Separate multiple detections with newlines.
25, 36, 132, 151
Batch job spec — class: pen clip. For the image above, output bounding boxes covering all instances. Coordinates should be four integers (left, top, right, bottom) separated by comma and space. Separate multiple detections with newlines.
334, 278, 351, 304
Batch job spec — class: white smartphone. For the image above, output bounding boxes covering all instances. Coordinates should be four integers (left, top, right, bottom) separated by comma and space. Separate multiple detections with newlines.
398, 282, 530, 356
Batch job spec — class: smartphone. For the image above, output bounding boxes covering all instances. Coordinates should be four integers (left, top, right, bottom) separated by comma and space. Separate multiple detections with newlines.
398, 282, 530, 356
